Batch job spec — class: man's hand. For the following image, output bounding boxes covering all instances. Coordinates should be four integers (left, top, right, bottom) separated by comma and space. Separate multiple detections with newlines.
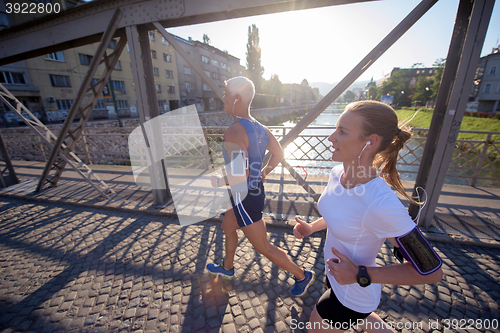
211, 174, 222, 187
326, 247, 359, 285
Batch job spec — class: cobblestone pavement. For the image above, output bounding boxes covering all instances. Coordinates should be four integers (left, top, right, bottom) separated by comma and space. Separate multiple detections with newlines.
0, 198, 498, 333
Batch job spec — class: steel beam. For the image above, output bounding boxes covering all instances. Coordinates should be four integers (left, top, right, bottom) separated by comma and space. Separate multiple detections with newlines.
0, 83, 112, 198
126, 25, 171, 205
0, 0, 376, 66
36, 9, 124, 192
408, 0, 473, 221
274, 0, 439, 200
414, 0, 494, 228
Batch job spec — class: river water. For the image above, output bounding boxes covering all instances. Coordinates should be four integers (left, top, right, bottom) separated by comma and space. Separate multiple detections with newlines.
272, 104, 499, 188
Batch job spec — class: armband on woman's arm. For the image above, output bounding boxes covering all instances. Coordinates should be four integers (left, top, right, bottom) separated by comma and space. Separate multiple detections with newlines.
394, 227, 442, 275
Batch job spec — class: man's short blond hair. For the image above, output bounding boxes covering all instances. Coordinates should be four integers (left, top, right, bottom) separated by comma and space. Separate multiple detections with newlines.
224, 76, 255, 107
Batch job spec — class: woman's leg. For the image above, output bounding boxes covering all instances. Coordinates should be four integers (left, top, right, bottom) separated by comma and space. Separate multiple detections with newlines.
308, 306, 343, 333
241, 219, 305, 280
220, 208, 239, 270
357, 313, 396, 333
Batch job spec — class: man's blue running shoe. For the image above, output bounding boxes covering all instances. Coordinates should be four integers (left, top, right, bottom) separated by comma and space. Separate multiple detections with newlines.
206, 260, 235, 280
291, 269, 315, 297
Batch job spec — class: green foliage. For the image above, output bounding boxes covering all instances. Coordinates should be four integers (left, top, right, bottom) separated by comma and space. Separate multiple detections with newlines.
376, 69, 413, 107
367, 85, 378, 100
431, 58, 445, 99
412, 76, 434, 105
395, 108, 500, 141
344, 90, 356, 103
246, 24, 264, 95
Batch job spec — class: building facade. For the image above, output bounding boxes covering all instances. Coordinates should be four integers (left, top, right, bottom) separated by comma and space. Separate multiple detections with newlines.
471, 47, 500, 113
173, 35, 246, 112
282, 79, 319, 106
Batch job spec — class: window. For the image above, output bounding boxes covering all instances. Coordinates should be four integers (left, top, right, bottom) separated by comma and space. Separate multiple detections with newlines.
49, 74, 71, 87
158, 100, 164, 109
94, 100, 106, 110
228, 66, 231, 73
149, 31, 155, 41
202, 55, 210, 64
115, 61, 122, 71
56, 100, 73, 111
108, 40, 117, 49
45, 51, 65, 62
168, 86, 175, 94
184, 67, 191, 75
161, 37, 169, 45
156, 85, 161, 93
165, 70, 173, 78
211, 59, 218, 67
203, 84, 211, 91
152, 50, 157, 59
484, 83, 492, 93
163, 53, 171, 62
154, 67, 159, 76
212, 72, 219, 80
79, 53, 93, 66
111, 80, 125, 90
117, 100, 128, 109
204, 70, 210, 77
0, 71, 26, 85
497, 83, 500, 93
220, 62, 227, 70
185, 82, 193, 91
489, 66, 497, 75
0, 12, 9, 27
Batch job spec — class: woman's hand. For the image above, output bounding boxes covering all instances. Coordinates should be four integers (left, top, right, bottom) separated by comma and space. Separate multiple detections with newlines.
293, 216, 313, 239
211, 173, 222, 188
326, 247, 358, 285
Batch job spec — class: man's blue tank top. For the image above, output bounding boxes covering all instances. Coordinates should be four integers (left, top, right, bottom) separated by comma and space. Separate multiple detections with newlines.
223, 118, 270, 189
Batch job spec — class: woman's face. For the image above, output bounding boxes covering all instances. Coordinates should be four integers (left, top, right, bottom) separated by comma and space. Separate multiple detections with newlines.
328, 109, 368, 163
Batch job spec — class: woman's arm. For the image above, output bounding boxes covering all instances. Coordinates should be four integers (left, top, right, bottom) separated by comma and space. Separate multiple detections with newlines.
293, 217, 327, 239
327, 246, 443, 286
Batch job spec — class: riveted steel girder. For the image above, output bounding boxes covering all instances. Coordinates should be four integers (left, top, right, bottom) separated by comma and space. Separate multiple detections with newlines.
0, 0, 376, 66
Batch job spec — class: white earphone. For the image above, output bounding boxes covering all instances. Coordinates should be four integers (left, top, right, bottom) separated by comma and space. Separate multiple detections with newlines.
232, 98, 241, 119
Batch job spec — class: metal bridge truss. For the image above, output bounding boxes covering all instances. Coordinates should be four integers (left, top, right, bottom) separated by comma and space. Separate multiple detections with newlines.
0, 83, 113, 198
0, 0, 495, 227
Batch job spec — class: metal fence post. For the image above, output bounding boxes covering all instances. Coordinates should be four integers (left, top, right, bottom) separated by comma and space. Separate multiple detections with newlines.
471, 133, 492, 187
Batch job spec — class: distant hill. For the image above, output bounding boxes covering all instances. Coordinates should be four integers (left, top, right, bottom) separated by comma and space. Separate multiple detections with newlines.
311, 80, 371, 97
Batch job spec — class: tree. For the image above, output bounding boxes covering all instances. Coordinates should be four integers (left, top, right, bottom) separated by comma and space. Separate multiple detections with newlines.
368, 85, 378, 100
412, 76, 434, 106
203, 34, 211, 45
344, 90, 356, 103
431, 58, 446, 99
377, 69, 413, 107
246, 24, 264, 95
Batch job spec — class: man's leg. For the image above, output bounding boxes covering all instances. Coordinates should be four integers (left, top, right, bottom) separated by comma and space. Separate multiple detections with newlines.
241, 219, 305, 280
221, 208, 239, 270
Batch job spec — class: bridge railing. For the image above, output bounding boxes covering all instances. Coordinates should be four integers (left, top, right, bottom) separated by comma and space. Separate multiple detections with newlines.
1, 126, 499, 187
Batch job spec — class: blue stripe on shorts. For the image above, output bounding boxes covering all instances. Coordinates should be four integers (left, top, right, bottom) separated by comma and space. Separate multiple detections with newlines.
229, 182, 265, 228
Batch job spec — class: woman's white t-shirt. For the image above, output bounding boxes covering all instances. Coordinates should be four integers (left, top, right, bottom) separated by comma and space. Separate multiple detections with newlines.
317, 165, 415, 314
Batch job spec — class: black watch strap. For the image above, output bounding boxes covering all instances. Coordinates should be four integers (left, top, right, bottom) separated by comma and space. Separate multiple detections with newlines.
357, 265, 371, 287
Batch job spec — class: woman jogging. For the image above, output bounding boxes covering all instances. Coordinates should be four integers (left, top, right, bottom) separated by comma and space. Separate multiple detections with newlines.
293, 101, 443, 332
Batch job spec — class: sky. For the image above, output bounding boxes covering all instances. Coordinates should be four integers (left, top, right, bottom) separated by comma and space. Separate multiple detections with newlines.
168, 0, 500, 85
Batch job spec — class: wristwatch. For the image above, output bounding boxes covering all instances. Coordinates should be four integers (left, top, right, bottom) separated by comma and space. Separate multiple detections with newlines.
357, 265, 371, 287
